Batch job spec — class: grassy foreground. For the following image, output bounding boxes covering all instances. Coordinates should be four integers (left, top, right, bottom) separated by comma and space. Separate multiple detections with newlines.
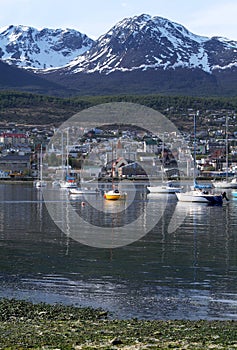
0, 299, 236, 349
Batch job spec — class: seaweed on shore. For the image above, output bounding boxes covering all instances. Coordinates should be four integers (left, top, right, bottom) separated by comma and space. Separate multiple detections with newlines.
0, 298, 107, 322
0, 298, 236, 349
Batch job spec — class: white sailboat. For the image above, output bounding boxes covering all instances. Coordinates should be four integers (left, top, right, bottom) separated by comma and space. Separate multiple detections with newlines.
34, 144, 47, 188
69, 187, 99, 195
147, 181, 182, 194
60, 180, 77, 189
59, 129, 77, 189
176, 111, 224, 205
213, 177, 237, 189
212, 116, 237, 189
176, 188, 224, 204
147, 134, 182, 194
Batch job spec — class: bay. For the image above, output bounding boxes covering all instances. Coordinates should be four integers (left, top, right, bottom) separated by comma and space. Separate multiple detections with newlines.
0, 182, 237, 320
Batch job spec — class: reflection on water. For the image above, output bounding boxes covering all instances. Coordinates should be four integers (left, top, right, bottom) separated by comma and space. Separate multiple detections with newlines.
42, 182, 167, 248
0, 183, 237, 320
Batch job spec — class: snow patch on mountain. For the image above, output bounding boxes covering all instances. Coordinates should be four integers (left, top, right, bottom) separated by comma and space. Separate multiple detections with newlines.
213, 62, 237, 70
0, 25, 94, 69
62, 14, 211, 75
1, 14, 237, 77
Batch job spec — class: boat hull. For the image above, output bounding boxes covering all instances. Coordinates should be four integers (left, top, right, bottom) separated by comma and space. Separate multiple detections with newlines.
176, 191, 223, 204
104, 193, 121, 200
213, 180, 237, 189
104, 189, 121, 200
148, 185, 182, 194
69, 188, 98, 195
59, 181, 77, 189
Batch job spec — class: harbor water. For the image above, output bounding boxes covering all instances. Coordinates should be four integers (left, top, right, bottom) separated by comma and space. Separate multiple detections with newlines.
0, 182, 237, 320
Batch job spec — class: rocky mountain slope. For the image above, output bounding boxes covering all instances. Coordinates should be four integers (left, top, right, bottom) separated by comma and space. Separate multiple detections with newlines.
58, 14, 237, 75
40, 14, 237, 96
0, 25, 94, 69
1, 14, 237, 96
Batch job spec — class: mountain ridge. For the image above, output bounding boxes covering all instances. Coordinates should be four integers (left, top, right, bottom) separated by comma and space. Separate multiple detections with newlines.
59, 14, 237, 75
0, 25, 94, 69
0, 14, 237, 96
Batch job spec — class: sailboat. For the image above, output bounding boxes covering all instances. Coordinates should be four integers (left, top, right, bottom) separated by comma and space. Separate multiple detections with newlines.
212, 116, 237, 189
34, 144, 47, 188
147, 181, 182, 194
104, 161, 121, 200
104, 188, 121, 200
147, 134, 182, 194
60, 176, 77, 189
104, 142, 123, 200
176, 111, 224, 205
59, 129, 77, 189
69, 188, 99, 195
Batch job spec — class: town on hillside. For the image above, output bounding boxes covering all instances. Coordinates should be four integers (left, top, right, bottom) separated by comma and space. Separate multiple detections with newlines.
0, 109, 237, 182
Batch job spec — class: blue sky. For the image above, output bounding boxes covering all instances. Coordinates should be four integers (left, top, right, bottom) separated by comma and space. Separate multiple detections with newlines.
1, 0, 237, 40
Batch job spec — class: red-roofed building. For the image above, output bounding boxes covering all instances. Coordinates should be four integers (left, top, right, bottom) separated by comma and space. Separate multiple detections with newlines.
0, 133, 29, 145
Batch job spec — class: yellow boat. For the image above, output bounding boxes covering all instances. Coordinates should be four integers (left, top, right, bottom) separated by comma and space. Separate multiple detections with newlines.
104, 189, 121, 200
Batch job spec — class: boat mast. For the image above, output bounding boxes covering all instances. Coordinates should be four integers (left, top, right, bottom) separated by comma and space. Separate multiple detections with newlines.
161, 133, 164, 183
193, 110, 199, 182
111, 141, 114, 188
225, 115, 229, 182
61, 131, 64, 180
39, 144, 43, 182
66, 128, 69, 176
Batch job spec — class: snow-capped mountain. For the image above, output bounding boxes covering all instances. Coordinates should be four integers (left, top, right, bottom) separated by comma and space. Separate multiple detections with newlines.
62, 14, 237, 75
1, 15, 237, 96
0, 25, 94, 69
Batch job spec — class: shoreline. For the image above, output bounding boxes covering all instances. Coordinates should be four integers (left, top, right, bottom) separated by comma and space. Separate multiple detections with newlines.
0, 176, 233, 184
0, 298, 236, 349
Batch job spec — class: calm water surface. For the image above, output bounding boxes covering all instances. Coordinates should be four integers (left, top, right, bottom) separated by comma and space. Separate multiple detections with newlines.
0, 183, 237, 320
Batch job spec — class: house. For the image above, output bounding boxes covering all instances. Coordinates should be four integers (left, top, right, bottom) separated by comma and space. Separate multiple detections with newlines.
81, 165, 101, 179
0, 153, 31, 174
0, 133, 29, 146
118, 162, 148, 178
0, 170, 10, 179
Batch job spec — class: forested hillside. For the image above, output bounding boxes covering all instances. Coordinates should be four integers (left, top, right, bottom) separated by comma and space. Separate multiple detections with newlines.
1, 91, 237, 127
